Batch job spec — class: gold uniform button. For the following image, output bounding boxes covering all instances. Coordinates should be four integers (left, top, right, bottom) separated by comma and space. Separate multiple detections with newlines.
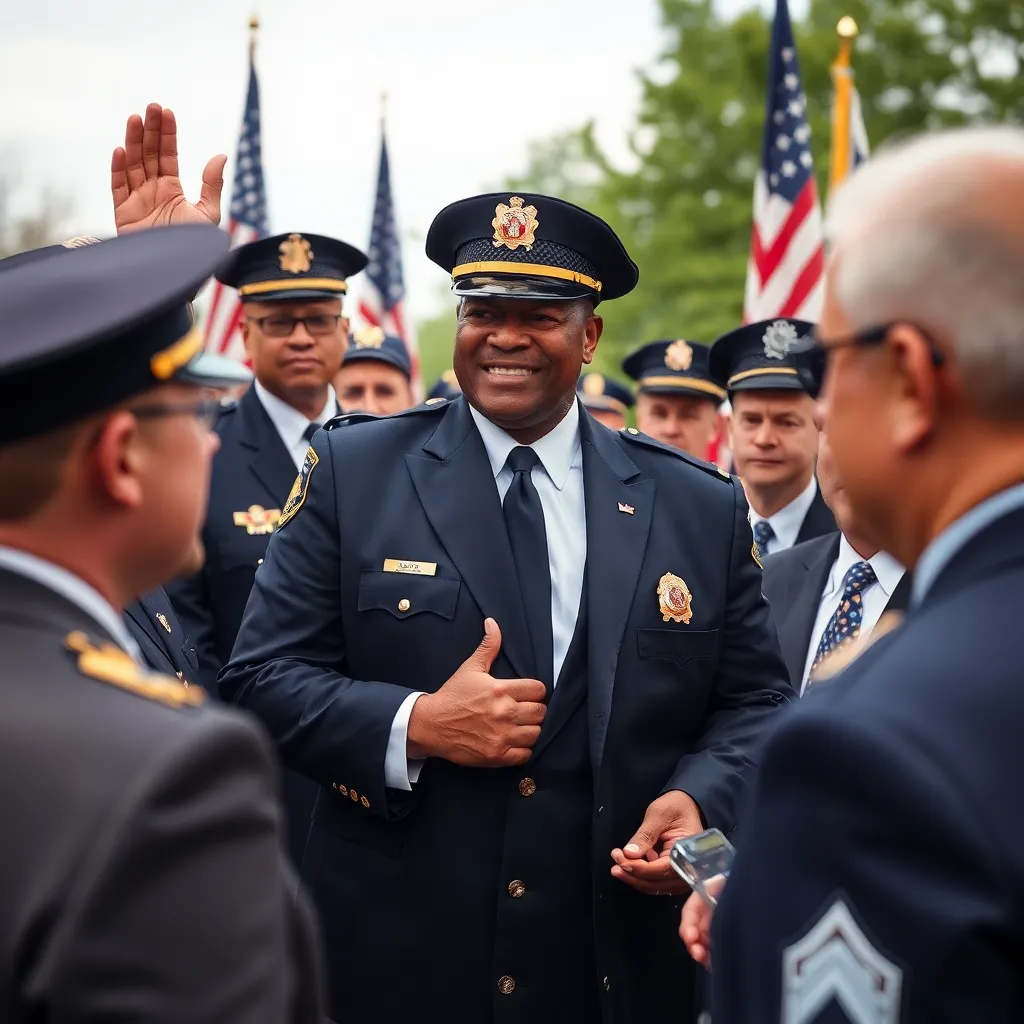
257, 558, 264, 566
333, 783, 349, 796
518, 777, 537, 797
508, 880, 526, 899
361, 795, 370, 808
398, 598, 411, 613
626, 427, 639, 435
350, 789, 359, 802
498, 975, 516, 995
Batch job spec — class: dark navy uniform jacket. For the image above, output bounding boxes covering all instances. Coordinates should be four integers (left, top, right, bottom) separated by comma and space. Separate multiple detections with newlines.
221, 396, 793, 1022
125, 586, 200, 683
712, 502, 1024, 1022
795, 488, 837, 546
167, 385, 319, 867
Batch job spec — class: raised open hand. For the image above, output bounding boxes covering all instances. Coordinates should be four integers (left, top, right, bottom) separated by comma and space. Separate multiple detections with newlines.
111, 103, 227, 234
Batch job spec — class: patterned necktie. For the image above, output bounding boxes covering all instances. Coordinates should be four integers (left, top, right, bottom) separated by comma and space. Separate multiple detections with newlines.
302, 422, 320, 444
502, 446, 553, 693
753, 520, 775, 560
811, 561, 878, 674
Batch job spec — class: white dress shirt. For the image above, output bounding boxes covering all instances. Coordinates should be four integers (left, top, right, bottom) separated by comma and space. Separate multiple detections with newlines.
749, 475, 819, 556
799, 535, 905, 693
253, 379, 338, 471
0, 546, 143, 663
385, 399, 588, 790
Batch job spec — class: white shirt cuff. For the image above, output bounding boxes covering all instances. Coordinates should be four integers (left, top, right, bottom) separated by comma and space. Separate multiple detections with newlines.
384, 691, 426, 791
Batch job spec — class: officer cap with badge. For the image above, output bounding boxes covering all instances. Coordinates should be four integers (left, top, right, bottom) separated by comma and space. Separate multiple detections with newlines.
622, 339, 726, 405
709, 318, 816, 395
0, 225, 250, 444
426, 369, 463, 403
576, 372, 634, 417
342, 326, 412, 380
425, 192, 638, 304
216, 231, 368, 303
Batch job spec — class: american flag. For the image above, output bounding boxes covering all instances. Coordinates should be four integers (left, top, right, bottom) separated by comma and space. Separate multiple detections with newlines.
357, 127, 421, 398
203, 58, 269, 361
743, 0, 824, 324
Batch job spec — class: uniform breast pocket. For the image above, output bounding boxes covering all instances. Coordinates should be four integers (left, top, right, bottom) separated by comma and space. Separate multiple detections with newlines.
636, 628, 720, 668
357, 570, 461, 622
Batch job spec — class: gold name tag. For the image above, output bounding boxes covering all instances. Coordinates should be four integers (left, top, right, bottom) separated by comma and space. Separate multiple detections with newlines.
383, 558, 437, 577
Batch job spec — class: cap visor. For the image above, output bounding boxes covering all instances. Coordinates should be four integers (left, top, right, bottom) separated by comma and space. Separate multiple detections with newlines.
175, 352, 253, 388
242, 288, 346, 303
452, 275, 594, 302
728, 374, 807, 393
639, 384, 723, 402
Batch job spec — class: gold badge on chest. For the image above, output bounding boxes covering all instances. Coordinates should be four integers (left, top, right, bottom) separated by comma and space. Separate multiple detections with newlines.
657, 572, 693, 624
233, 504, 281, 535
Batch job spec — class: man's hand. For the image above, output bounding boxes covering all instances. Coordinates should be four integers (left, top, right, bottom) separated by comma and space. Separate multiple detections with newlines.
407, 618, 547, 767
610, 790, 704, 896
679, 879, 724, 968
111, 103, 227, 234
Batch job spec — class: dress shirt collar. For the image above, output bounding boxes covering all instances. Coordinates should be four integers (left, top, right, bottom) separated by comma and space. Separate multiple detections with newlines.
749, 474, 818, 551
912, 482, 1024, 607
469, 398, 582, 490
254, 379, 337, 451
0, 546, 141, 660
825, 533, 905, 600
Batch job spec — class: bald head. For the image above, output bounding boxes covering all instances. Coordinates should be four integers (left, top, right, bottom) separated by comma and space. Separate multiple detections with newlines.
826, 126, 1024, 419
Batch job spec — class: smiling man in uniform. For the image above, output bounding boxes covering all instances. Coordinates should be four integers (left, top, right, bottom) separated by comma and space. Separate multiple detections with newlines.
221, 192, 792, 1023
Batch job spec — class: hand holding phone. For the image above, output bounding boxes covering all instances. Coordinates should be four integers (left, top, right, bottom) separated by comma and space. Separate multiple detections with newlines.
670, 828, 734, 906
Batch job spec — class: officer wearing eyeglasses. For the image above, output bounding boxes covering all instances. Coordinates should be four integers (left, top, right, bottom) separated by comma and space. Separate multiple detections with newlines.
166, 231, 368, 868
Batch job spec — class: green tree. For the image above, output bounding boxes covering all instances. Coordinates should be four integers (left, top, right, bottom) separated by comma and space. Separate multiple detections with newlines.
418, 0, 1024, 379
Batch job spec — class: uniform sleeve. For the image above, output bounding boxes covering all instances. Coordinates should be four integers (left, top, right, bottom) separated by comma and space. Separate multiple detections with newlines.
663, 476, 794, 831
710, 708, 1003, 1023
49, 711, 321, 1023
218, 429, 419, 819
165, 565, 221, 692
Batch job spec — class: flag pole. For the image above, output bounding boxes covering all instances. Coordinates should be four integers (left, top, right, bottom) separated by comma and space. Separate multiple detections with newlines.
249, 13, 260, 61
829, 16, 858, 196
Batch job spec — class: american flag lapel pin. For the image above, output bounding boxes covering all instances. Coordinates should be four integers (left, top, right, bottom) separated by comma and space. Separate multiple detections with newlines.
617, 502, 635, 515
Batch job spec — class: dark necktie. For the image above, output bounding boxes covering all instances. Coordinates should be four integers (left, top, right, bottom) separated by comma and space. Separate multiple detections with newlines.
811, 561, 878, 675
753, 519, 775, 560
302, 422, 320, 444
502, 446, 553, 693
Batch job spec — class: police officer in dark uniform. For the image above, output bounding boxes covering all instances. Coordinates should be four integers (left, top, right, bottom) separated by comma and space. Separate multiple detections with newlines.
622, 340, 726, 458
710, 320, 836, 558
333, 326, 416, 415
221, 192, 793, 1023
576, 371, 634, 431
0, 225, 321, 1022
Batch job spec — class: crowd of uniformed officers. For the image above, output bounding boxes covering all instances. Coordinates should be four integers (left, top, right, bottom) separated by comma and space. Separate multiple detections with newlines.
1, 101, 1023, 1024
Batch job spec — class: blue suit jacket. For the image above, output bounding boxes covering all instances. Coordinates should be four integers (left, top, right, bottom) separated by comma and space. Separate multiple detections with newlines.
712, 505, 1024, 1022
221, 396, 792, 1021
124, 586, 200, 684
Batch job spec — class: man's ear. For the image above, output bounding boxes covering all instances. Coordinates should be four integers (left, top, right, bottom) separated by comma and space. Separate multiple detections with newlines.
91, 411, 146, 511
887, 323, 940, 455
582, 314, 604, 365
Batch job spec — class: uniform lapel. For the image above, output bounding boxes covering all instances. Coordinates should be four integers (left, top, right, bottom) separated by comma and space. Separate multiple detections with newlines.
579, 414, 654, 768
780, 534, 839, 686
796, 487, 838, 545
405, 398, 534, 680
238, 387, 301, 503
124, 594, 178, 675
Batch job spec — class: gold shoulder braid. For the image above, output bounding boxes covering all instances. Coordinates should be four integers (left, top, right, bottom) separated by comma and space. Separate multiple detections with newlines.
808, 611, 905, 686
65, 632, 205, 709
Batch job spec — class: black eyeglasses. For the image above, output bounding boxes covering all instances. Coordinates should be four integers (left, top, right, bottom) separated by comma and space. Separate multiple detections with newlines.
246, 314, 342, 338
129, 399, 224, 430
791, 321, 945, 399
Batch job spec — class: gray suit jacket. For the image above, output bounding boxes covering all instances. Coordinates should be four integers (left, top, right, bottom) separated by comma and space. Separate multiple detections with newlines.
0, 569, 323, 1022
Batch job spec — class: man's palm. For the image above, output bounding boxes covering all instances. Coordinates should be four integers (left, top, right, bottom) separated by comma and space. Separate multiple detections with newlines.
112, 103, 226, 234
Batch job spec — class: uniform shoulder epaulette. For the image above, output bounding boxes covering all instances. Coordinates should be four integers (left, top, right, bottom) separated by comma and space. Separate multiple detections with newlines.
65, 631, 205, 709
324, 397, 451, 431
619, 427, 733, 482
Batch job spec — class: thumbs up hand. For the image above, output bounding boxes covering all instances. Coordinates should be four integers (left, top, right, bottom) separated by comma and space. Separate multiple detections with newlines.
407, 618, 548, 767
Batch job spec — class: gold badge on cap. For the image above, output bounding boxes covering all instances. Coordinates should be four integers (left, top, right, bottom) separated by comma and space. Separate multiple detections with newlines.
582, 373, 605, 397
233, 504, 282, 536
156, 613, 172, 633
664, 340, 693, 372
657, 572, 693, 624
279, 233, 314, 274
354, 325, 385, 349
492, 196, 539, 251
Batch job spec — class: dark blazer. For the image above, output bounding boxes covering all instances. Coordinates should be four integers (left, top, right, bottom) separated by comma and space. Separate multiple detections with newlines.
0, 568, 322, 1023
712, 503, 1024, 1022
166, 386, 320, 868
761, 533, 911, 688
125, 585, 200, 683
221, 396, 793, 1022
795, 486, 838, 546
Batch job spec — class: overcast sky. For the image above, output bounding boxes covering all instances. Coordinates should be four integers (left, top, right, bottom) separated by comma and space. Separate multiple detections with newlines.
0, 0, 805, 318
